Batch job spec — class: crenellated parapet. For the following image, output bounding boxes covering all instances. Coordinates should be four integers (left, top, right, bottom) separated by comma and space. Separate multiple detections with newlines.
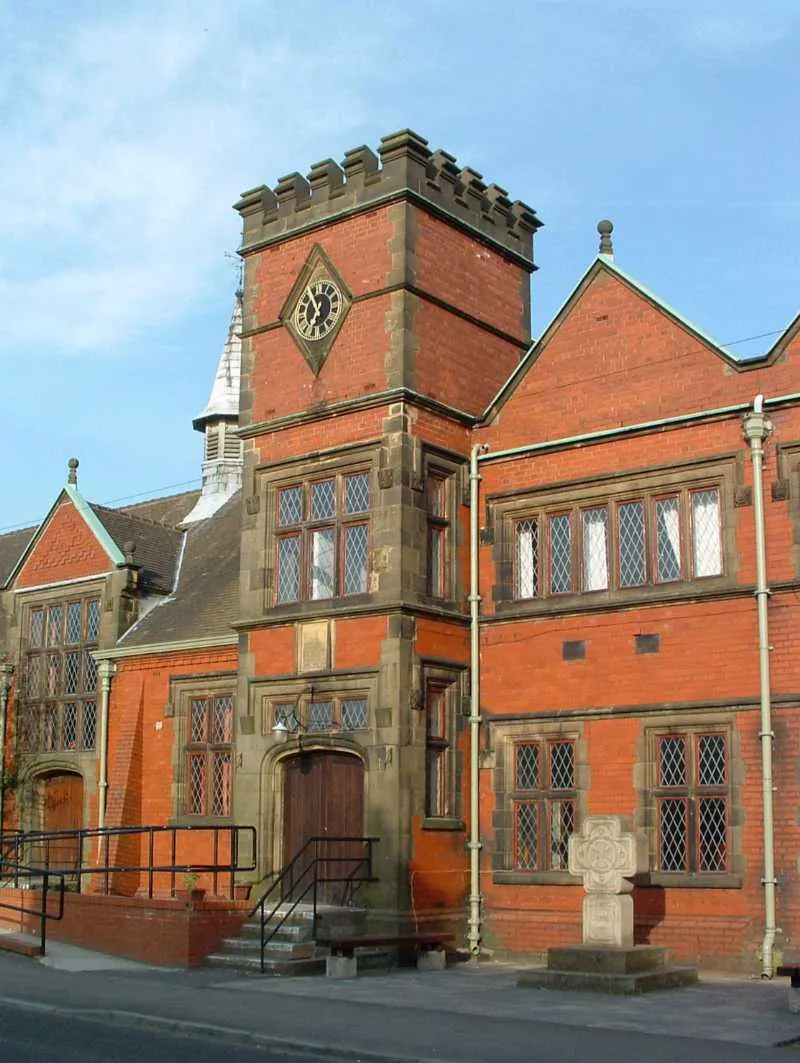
234, 129, 541, 264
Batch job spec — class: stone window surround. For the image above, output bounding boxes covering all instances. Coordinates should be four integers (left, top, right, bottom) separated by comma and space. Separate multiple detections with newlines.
17, 589, 104, 758
490, 719, 586, 885
635, 712, 744, 889
168, 673, 237, 826
774, 441, 800, 576
249, 671, 380, 741
420, 661, 467, 831
421, 449, 465, 606
488, 453, 741, 616
251, 441, 380, 617
250, 672, 378, 877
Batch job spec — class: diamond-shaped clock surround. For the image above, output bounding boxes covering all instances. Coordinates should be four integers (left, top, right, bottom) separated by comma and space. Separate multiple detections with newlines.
280, 245, 352, 377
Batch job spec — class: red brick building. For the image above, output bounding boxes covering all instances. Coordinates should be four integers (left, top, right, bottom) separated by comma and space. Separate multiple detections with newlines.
2, 130, 799, 972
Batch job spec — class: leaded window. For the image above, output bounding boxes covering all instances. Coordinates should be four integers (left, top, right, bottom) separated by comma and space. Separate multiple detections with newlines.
426, 473, 451, 599
425, 682, 455, 818
653, 730, 729, 874
269, 694, 370, 734
185, 694, 234, 817
275, 472, 370, 603
513, 486, 722, 601
512, 739, 576, 872
20, 596, 102, 754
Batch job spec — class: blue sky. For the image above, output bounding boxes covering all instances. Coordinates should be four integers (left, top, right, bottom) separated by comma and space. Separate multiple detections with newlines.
2, 0, 798, 531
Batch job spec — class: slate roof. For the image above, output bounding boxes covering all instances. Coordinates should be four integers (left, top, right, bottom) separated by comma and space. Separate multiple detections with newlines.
0, 490, 200, 595
0, 526, 36, 586
89, 504, 185, 595
118, 491, 241, 647
117, 489, 200, 527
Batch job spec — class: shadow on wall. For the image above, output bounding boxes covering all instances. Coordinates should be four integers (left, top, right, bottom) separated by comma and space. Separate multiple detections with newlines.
634, 884, 666, 944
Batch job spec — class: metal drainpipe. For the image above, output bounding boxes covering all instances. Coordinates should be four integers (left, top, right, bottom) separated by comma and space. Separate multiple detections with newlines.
467, 443, 489, 959
0, 662, 14, 836
743, 397, 777, 978
96, 659, 117, 856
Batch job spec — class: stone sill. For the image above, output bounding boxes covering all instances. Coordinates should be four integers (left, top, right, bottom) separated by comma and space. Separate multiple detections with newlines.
493, 871, 581, 886
421, 818, 465, 832
642, 873, 743, 889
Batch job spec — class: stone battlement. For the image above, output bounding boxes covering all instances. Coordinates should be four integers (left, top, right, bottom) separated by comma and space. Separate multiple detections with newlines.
234, 129, 541, 263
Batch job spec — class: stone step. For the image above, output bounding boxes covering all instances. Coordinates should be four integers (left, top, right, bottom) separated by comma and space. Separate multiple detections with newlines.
205, 950, 328, 976
237, 920, 314, 944
216, 935, 317, 960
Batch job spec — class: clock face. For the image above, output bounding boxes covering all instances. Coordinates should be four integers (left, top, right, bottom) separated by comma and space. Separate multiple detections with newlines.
293, 279, 343, 341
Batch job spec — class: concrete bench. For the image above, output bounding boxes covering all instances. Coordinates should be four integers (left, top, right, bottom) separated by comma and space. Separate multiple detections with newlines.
326, 931, 454, 978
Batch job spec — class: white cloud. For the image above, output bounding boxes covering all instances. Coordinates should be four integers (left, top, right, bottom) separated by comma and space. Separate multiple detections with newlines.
0, 0, 408, 357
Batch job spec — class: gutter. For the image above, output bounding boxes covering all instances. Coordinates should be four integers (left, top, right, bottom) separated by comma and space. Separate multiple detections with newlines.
477, 392, 800, 465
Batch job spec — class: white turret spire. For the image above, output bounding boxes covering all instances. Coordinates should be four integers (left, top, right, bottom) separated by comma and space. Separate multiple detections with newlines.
183, 291, 243, 524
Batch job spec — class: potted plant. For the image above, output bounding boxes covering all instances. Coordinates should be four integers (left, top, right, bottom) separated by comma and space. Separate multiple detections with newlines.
180, 871, 206, 905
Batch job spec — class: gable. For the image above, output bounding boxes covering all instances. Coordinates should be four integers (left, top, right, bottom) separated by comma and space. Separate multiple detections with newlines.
484, 263, 800, 449
15, 497, 113, 589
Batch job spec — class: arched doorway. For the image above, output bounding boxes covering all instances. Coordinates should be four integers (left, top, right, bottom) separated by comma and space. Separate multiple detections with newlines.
35, 771, 84, 873
282, 750, 364, 904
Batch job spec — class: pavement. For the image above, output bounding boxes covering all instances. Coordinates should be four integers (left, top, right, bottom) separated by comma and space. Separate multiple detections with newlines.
1, 935, 799, 1062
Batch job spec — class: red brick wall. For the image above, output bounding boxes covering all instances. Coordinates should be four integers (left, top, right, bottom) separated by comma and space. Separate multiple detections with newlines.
480, 267, 800, 452
471, 269, 800, 970
20, 892, 249, 967
16, 500, 109, 587
245, 210, 395, 424
243, 201, 531, 426
104, 647, 239, 883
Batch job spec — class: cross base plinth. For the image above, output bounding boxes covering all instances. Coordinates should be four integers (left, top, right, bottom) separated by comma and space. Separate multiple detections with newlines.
518, 945, 698, 995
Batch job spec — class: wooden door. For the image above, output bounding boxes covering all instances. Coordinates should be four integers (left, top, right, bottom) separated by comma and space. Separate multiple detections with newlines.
40, 773, 83, 874
282, 752, 364, 903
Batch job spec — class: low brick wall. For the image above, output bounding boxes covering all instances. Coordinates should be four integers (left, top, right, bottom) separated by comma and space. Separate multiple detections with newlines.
8, 891, 251, 967
0, 887, 28, 933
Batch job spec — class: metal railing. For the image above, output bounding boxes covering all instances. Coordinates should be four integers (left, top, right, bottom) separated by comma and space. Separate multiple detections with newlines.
255, 836, 378, 972
0, 824, 257, 899
0, 862, 65, 956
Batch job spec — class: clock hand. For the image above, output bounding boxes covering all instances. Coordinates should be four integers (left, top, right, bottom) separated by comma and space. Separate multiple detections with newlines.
306, 288, 321, 324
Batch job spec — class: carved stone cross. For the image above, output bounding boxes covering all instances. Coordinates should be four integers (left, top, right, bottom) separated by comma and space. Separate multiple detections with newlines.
568, 816, 648, 949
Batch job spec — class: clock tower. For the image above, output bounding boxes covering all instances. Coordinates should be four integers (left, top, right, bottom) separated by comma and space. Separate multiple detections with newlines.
231, 130, 540, 935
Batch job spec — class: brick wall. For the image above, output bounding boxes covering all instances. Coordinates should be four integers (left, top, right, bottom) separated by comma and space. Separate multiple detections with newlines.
16, 500, 109, 587
17, 891, 249, 967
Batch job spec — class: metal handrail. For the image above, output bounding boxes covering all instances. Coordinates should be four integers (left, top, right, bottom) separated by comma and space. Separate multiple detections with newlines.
0, 862, 65, 956
254, 836, 378, 972
1, 824, 257, 899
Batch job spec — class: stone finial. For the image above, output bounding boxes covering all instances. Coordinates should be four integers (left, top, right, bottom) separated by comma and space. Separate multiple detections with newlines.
67, 458, 79, 485
484, 184, 512, 224
233, 184, 278, 221
123, 540, 137, 566
598, 219, 614, 256
427, 149, 460, 189
341, 145, 379, 182
274, 172, 310, 212
377, 129, 431, 166
307, 158, 345, 198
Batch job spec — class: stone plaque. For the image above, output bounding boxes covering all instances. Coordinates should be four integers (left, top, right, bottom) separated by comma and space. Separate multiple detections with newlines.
297, 620, 331, 673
